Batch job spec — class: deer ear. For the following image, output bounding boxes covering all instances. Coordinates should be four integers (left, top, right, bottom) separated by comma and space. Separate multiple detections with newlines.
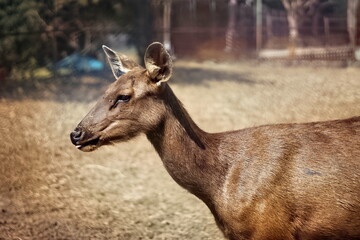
102, 45, 139, 80
144, 42, 173, 83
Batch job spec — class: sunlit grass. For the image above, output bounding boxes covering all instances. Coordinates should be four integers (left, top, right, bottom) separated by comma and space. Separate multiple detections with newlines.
0, 61, 359, 239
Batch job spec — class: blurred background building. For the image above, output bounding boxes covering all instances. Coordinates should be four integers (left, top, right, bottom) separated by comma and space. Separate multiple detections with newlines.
0, 0, 359, 80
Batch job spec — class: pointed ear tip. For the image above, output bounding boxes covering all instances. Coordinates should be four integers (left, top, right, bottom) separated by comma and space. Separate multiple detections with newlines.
102, 45, 113, 53
148, 42, 164, 49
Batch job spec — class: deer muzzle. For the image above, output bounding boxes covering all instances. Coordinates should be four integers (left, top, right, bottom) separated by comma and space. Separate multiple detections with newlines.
70, 127, 100, 151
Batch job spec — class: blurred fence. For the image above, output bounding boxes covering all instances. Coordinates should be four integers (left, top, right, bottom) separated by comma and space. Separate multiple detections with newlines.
0, 0, 358, 82
152, 0, 354, 60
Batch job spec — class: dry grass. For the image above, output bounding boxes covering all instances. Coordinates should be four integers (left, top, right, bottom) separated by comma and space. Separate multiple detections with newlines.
0, 61, 359, 240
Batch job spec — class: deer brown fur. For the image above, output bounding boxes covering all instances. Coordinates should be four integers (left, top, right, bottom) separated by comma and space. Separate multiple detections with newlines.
71, 42, 360, 240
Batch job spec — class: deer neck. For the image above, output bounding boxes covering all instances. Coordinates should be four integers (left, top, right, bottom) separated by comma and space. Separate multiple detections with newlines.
146, 84, 223, 202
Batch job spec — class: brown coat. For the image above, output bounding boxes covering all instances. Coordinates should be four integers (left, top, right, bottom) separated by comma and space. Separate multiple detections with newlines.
71, 43, 360, 240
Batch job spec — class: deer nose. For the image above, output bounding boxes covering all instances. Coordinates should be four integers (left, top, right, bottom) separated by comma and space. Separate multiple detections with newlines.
70, 128, 83, 145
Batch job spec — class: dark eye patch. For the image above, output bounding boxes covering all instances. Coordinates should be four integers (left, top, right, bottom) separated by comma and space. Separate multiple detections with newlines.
111, 95, 131, 109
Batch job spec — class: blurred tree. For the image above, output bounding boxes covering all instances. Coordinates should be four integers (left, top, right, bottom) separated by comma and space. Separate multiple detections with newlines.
117, 0, 154, 64
75, 0, 154, 64
347, 0, 359, 48
0, 0, 43, 76
0, 0, 86, 77
280, 0, 341, 46
225, 0, 237, 52
0, 0, 155, 78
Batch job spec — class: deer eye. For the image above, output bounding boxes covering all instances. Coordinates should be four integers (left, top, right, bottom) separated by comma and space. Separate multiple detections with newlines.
112, 95, 131, 109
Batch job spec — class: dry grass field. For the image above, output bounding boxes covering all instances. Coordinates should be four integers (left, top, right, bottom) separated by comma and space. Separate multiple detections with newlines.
0, 60, 359, 240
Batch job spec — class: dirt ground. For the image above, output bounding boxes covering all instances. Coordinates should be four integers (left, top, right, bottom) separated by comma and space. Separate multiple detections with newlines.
0, 60, 359, 240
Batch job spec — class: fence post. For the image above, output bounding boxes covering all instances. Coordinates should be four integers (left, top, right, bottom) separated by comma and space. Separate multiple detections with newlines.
163, 0, 172, 52
266, 13, 273, 39
324, 17, 330, 47
256, 0, 262, 55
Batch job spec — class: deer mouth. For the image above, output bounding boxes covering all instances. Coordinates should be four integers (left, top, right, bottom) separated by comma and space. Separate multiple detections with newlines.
76, 137, 100, 152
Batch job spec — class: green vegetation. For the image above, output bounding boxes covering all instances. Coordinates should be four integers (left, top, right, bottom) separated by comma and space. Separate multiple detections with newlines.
0, 0, 43, 75
0, 0, 152, 79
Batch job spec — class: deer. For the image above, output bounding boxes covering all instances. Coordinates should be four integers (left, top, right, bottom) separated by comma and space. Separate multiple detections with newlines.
70, 42, 360, 240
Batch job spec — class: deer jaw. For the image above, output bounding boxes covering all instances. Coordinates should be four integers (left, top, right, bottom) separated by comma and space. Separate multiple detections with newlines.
70, 43, 172, 152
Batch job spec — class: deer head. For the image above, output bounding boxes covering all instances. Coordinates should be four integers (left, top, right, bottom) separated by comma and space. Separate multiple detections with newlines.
70, 42, 173, 152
